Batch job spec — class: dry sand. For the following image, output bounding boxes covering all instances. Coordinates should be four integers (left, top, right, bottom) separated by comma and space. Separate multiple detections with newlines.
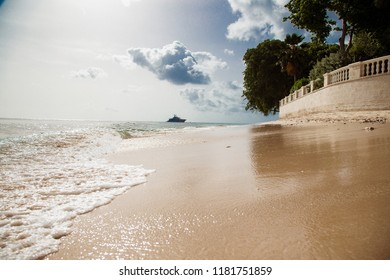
47, 112, 390, 260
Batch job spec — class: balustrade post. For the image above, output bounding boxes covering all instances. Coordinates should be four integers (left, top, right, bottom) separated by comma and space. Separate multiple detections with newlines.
300, 86, 306, 96
348, 62, 362, 80
310, 80, 314, 92
323, 73, 330, 87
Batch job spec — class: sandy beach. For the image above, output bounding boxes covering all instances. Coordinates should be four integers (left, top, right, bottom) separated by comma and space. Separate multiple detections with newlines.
47, 112, 390, 260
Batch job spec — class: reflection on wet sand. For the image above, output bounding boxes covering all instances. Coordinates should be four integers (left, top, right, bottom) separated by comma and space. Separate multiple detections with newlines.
250, 124, 390, 259
47, 124, 390, 260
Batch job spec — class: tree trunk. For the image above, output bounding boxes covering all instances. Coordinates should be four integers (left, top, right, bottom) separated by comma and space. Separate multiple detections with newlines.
338, 19, 347, 63
345, 27, 354, 55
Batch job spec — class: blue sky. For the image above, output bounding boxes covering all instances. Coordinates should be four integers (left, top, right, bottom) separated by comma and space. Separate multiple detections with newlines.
0, 0, 301, 123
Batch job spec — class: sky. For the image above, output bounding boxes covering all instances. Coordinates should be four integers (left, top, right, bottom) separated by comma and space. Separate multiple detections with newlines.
0, 0, 301, 123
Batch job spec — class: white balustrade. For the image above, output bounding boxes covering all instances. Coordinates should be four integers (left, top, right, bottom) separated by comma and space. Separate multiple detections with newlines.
280, 55, 390, 107
362, 56, 389, 77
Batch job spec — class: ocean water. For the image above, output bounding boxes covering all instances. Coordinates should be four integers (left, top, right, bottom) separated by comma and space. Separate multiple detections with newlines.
0, 118, 222, 259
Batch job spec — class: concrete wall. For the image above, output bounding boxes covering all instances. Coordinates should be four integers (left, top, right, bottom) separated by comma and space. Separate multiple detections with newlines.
280, 74, 390, 118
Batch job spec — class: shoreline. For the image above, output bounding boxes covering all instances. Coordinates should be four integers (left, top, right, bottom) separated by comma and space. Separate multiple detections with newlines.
268, 110, 390, 126
47, 112, 390, 260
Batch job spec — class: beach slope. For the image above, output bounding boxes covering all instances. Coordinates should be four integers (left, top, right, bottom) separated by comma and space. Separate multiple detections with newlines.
47, 119, 390, 259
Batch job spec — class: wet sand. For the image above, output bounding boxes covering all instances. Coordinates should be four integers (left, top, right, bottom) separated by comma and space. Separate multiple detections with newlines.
47, 118, 390, 260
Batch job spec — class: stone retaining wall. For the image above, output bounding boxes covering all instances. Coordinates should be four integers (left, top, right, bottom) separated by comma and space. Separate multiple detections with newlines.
279, 55, 390, 118
280, 75, 390, 118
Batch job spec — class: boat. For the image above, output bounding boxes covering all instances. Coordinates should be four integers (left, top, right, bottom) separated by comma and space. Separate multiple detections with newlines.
167, 114, 186, 123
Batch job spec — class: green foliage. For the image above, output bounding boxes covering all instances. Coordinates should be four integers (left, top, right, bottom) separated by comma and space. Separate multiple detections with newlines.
284, 0, 333, 43
298, 42, 339, 79
284, 33, 304, 46
290, 77, 310, 93
349, 31, 386, 61
341, 0, 390, 35
309, 52, 344, 83
242, 38, 341, 114
280, 33, 307, 82
243, 40, 293, 115
242, 0, 389, 115
301, 42, 339, 65
284, 0, 390, 57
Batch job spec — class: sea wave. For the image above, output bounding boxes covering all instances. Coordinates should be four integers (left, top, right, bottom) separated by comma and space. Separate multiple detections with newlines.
0, 119, 227, 259
0, 122, 153, 259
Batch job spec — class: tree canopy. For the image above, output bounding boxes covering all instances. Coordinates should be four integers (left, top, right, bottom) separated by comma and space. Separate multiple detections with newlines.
243, 40, 293, 115
284, 0, 390, 58
242, 1, 389, 115
280, 34, 306, 82
243, 38, 337, 115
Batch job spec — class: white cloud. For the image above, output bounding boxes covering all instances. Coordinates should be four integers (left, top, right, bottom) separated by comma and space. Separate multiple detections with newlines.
180, 81, 245, 113
70, 67, 107, 79
121, 0, 141, 7
121, 84, 152, 94
112, 55, 137, 70
224, 49, 235, 56
127, 41, 227, 85
192, 51, 228, 74
226, 0, 291, 41
95, 53, 112, 61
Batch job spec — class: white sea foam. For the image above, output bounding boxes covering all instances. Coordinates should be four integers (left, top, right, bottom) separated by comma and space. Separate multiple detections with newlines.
0, 119, 227, 259
117, 135, 202, 151
0, 121, 153, 259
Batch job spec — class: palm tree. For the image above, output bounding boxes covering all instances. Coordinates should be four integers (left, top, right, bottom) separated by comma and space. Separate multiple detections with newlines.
281, 33, 306, 82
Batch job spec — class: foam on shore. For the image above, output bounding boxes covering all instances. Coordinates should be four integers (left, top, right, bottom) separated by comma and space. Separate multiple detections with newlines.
0, 125, 154, 259
46, 120, 390, 260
